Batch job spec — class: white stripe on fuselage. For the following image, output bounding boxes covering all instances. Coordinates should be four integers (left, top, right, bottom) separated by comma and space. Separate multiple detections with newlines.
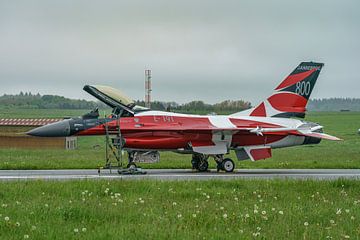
208, 116, 237, 129
135, 110, 304, 129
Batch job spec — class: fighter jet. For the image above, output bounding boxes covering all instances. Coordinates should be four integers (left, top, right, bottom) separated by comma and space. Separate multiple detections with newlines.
27, 62, 340, 172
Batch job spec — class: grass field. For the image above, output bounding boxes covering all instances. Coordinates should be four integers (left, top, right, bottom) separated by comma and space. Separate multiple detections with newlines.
0, 179, 360, 239
0, 109, 359, 239
0, 109, 359, 170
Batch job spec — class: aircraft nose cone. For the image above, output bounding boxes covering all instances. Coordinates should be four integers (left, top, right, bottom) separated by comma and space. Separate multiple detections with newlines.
27, 120, 71, 137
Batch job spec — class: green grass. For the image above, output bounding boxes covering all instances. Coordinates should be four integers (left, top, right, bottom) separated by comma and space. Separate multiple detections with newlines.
0, 110, 359, 170
0, 179, 360, 239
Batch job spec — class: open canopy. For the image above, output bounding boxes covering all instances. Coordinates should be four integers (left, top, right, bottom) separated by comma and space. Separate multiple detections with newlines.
83, 85, 149, 114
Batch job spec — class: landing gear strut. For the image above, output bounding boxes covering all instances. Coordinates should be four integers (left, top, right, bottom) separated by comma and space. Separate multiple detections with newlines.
126, 152, 138, 169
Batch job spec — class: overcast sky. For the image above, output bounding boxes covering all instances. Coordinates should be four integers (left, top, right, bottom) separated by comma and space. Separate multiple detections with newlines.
0, 0, 359, 105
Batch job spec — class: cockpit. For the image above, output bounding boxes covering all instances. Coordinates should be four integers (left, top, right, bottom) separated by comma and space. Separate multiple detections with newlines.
82, 85, 150, 119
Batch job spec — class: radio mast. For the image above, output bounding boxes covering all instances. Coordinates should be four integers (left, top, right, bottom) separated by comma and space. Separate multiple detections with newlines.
145, 69, 152, 108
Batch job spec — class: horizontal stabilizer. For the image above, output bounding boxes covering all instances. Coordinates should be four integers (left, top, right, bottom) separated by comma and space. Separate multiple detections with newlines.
297, 131, 341, 141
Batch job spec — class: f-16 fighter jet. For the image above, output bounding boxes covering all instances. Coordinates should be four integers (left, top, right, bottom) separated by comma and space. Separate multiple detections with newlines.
27, 62, 340, 172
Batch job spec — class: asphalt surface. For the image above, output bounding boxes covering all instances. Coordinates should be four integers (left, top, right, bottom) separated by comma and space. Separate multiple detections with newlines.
0, 169, 360, 181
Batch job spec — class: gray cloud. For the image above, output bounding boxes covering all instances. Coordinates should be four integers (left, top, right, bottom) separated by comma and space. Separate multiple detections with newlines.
0, 0, 359, 104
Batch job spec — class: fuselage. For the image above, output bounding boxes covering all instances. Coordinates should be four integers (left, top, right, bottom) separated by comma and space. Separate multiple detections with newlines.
27, 110, 320, 152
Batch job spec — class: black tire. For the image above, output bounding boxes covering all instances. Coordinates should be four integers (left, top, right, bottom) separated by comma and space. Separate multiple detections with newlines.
222, 158, 235, 173
216, 162, 223, 172
191, 159, 199, 169
197, 160, 209, 172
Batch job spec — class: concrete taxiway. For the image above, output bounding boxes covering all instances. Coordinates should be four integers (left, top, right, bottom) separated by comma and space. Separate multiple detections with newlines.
0, 169, 360, 181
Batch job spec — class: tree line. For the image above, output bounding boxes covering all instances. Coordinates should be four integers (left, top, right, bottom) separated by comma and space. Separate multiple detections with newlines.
0, 92, 103, 109
1, 92, 359, 112
307, 98, 360, 111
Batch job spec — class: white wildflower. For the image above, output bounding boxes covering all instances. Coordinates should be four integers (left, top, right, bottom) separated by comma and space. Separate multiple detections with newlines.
4, 216, 9, 221
304, 222, 309, 226
15, 222, 20, 227
261, 211, 266, 215
82, 227, 87, 232
23, 235, 29, 239
177, 213, 182, 218
336, 208, 342, 215
192, 214, 197, 218
172, 202, 177, 206
223, 213, 228, 219
278, 210, 284, 215
74, 228, 79, 233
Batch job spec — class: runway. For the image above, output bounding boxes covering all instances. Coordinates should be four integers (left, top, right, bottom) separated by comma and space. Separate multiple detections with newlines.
1, 169, 360, 181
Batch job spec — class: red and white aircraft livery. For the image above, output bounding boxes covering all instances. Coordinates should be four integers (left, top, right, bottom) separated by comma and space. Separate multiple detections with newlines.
28, 62, 340, 172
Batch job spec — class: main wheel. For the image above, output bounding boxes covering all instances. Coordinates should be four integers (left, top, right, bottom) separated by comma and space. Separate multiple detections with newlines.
197, 160, 209, 172
222, 158, 235, 172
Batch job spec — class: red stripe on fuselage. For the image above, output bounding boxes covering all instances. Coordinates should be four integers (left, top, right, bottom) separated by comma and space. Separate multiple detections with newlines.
231, 132, 286, 147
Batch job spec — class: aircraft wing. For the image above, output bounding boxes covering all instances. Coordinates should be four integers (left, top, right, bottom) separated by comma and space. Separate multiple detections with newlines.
244, 125, 341, 141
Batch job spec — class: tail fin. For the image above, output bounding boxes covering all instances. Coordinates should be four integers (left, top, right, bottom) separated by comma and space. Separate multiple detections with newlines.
234, 62, 324, 118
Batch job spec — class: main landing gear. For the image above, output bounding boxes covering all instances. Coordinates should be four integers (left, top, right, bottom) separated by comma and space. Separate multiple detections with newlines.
191, 154, 209, 172
191, 154, 235, 173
